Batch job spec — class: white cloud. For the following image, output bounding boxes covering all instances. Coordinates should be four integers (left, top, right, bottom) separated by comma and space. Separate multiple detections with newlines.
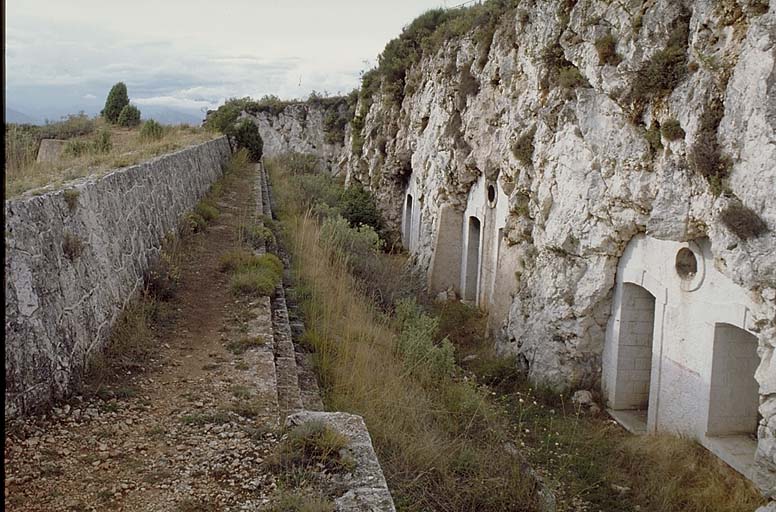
5, 1, 445, 116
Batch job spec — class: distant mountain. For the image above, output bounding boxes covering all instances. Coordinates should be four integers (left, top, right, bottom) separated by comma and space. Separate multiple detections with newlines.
5, 108, 41, 125
140, 106, 203, 126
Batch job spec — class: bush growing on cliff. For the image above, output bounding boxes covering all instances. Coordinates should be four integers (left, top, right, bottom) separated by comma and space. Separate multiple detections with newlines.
511, 126, 536, 166
233, 119, 264, 161
629, 13, 690, 107
102, 82, 130, 123
117, 104, 141, 127
719, 203, 768, 240
595, 34, 621, 66
661, 119, 685, 141
357, 1, 520, 108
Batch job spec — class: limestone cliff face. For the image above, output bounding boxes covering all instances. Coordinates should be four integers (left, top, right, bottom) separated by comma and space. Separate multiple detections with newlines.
343, 0, 776, 494
240, 102, 351, 176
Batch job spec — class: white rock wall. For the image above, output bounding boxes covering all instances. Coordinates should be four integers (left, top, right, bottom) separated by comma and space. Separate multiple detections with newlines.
242, 103, 350, 176
345, 0, 776, 494
4, 137, 232, 419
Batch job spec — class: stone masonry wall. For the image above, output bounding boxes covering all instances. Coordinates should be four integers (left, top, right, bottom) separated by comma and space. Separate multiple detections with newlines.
4, 137, 232, 419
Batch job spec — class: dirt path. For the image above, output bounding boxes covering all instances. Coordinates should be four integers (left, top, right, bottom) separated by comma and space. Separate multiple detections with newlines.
5, 165, 281, 512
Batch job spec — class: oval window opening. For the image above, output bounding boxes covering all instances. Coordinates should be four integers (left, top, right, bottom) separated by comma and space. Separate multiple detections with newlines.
675, 248, 698, 279
487, 184, 496, 206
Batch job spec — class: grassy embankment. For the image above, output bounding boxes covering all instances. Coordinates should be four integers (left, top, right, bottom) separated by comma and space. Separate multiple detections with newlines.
267, 152, 767, 512
4, 114, 216, 198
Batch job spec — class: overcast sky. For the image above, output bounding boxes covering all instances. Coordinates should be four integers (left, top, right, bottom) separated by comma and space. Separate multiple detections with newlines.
5, 0, 449, 121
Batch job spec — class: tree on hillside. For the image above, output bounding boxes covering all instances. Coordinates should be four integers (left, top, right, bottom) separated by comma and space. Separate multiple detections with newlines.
117, 104, 141, 127
102, 82, 130, 123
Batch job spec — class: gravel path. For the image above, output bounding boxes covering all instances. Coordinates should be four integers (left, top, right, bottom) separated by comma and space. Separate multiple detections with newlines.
5, 166, 282, 512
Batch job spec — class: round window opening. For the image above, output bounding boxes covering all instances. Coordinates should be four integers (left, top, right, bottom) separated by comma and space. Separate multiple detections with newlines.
487, 183, 497, 206
675, 248, 698, 279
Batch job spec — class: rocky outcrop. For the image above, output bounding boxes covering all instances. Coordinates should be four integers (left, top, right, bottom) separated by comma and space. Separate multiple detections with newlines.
4, 137, 231, 419
240, 100, 352, 176
344, 0, 776, 495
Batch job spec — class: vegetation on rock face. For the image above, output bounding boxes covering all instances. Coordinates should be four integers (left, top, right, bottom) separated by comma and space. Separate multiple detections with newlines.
351, 0, 521, 152
689, 98, 731, 195
512, 126, 536, 166
661, 118, 685, 141
102, 82, 131, 124
595, 33, 621, 66
629, 12, 691, 109
720, 202, 769, 239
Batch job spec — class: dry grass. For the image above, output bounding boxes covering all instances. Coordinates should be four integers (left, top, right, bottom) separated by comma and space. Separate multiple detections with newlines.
271, 163, 541, 511
616, 434, 767, 511
5, 119, 216, 198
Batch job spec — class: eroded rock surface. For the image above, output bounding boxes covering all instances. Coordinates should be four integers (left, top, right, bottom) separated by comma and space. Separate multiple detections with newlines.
342, 0, 776, 495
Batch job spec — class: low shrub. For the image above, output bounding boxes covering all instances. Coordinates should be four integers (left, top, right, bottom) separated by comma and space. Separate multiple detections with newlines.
558, 66, 587, 89
38, 113, 96, 140
230, 267, 280, 296
219, 249, 263, 272
595, 34, 621, 66
93, 130, 112, 154
139, 119, 165, 141
228, 253, 283, 297
339, 183, 382, 233
719, 203, 768, 239
264, 492, 334, 512
321, 215, 383, 259
117, 104, 141, 127
395, 298, 456, 381
146, 250, 180, 301
86, 297, 158, 385
270, 421, 355, 473
180, 411, 231, 426
63, 139, 91, 157
224, 148, 250, 174
630, 13, 690, 103
661, 119, 685, 141
185, 212, 208, 233
645, 123, 663, 155
240, 224, 275, 248
512, 126, 536, 166
195, 201, 219, 222
689, 99, 730, 194
233, 119, 264, 161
